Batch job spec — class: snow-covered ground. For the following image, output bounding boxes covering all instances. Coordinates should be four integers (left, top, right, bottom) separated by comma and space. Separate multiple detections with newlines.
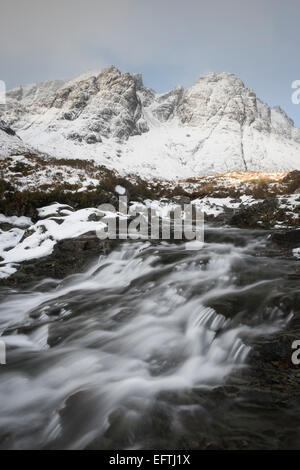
1, 155, 100, 191
15, 118, 300, 180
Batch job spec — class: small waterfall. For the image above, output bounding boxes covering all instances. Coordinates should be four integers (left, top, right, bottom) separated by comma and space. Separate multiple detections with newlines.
0, 230, 294, 449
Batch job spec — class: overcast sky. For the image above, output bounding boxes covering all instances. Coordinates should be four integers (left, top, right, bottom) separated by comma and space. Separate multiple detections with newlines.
1, 0, 299, 125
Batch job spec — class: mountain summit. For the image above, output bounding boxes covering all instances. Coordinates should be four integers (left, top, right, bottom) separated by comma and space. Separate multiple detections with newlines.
1, 66, 300, 178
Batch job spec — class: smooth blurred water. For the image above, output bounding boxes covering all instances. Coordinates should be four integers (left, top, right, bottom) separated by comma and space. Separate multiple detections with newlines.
0, 227, 296, 449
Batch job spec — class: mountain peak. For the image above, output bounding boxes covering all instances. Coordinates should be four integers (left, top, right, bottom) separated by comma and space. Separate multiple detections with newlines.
197, 71, 245, 84
1, 67, 300, 178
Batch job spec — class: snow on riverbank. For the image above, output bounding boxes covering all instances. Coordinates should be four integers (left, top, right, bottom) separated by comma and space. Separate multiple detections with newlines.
1, 192, 300, 280
0, 204, 107, 278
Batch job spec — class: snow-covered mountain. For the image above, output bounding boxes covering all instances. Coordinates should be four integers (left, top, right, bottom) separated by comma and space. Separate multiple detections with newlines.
1, 66, 300, 179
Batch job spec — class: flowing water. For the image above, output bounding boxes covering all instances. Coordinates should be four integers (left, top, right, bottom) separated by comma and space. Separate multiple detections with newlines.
0, 226, 299, 449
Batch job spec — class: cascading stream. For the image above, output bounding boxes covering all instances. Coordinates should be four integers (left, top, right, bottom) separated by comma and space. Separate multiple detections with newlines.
0, 227, 295, 449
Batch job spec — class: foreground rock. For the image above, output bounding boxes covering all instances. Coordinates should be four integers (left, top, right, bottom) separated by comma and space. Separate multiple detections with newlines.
270, 229, 300, 247
1, 234, 118, 286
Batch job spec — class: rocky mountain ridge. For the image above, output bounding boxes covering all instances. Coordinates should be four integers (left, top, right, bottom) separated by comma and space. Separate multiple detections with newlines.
1, 66, 299, 178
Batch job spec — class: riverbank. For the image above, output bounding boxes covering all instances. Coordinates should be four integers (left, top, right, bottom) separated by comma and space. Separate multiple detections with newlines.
0, 154, 299, 284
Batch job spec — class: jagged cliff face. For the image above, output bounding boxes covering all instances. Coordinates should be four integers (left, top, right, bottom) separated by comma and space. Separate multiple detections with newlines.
0, 119, 30, 157
1, 67, 300, 178
178, 72, 300, 140
4, 66, 183, 143
176, 72, 300, 174
5, 67, 147, 142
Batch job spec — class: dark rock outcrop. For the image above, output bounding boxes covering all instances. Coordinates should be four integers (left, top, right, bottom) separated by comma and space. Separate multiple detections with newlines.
0, 119, 16, 136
